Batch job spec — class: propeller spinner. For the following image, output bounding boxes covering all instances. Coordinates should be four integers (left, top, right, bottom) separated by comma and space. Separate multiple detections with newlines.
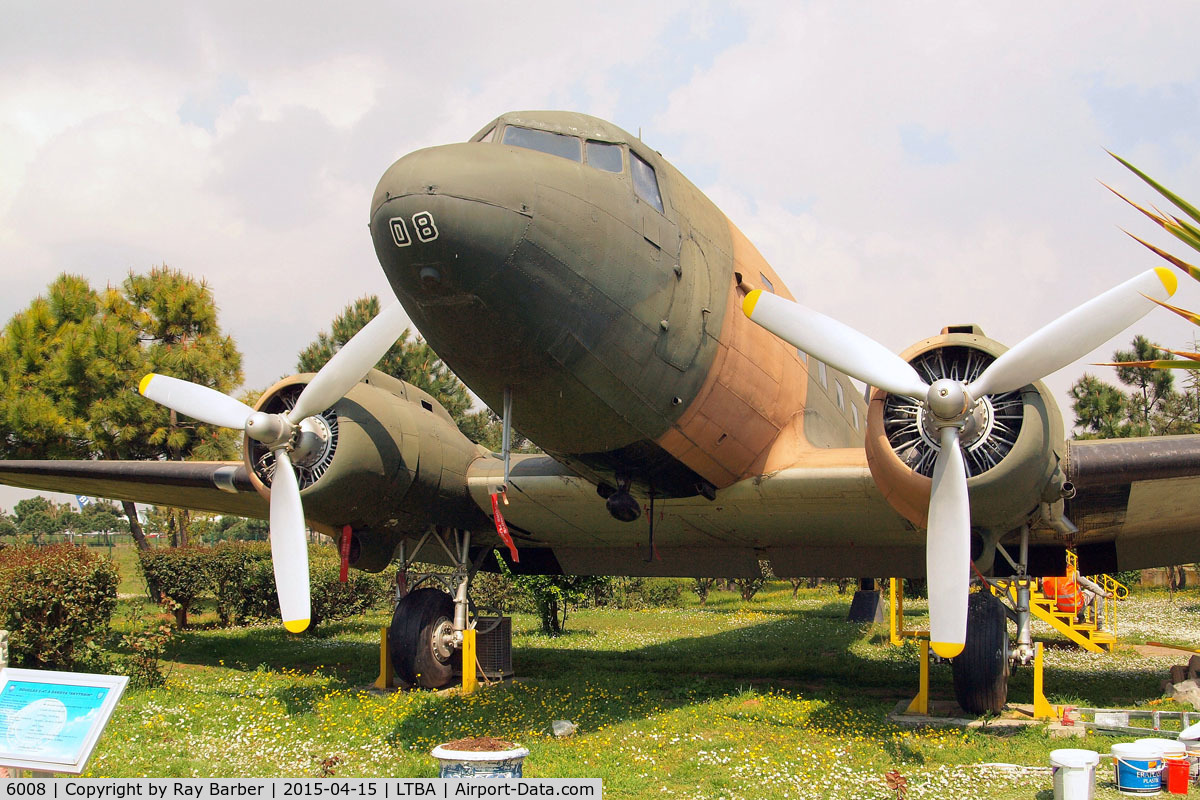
138, 303, 409, 633
743, 267, 1177, 657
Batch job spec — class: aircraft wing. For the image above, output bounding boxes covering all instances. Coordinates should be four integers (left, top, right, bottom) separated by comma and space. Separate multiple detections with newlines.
466, 449, 922, 578
0, 460, 268, 518
1065, 434, 1200, 571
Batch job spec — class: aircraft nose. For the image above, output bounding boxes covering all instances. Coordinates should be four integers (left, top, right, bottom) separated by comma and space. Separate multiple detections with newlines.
369, 144, 533, 300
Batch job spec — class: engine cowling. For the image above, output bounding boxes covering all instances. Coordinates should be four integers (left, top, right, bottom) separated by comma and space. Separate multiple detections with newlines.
864, 327, 1066, 535
244, 369, 489, 570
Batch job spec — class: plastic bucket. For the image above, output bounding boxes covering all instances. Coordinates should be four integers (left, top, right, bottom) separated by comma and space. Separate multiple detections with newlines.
1051, 748, 1099, 800
1138, 739, 1188, 789
1113, 742, 1164, 795
430, 744, 530, 778
1180, 723, 1200, 782
1181, 738, 1200, 781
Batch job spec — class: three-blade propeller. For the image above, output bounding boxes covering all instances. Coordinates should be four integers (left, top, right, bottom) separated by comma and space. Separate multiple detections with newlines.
743, 267, 1177, 657
138, 303, 409, 633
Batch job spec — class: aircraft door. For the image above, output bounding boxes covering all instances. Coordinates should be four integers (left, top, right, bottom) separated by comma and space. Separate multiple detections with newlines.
655, 235, 710, 371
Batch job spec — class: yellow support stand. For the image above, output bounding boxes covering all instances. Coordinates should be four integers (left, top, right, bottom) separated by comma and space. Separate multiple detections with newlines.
890, 578, 904, 646
1032, 642, 1058, 720
374, 627, 395, 689
906, 639, 930, 715
461, 628, 478, 695
889, 578, 930, 645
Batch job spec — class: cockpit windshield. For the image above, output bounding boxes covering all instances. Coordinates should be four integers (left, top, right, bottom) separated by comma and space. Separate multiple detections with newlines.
502, 126, 581, 162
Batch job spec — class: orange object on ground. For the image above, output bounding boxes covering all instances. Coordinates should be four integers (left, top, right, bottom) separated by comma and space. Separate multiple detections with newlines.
1043, 575, 1083, 613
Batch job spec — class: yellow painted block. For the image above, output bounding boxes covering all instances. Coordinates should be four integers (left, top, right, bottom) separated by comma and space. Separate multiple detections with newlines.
462, 629, 478, 695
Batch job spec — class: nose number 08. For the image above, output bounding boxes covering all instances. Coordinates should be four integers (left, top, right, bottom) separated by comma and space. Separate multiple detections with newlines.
389, 212, 439, 247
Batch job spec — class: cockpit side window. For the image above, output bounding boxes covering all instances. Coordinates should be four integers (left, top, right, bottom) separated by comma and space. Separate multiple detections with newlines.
630, 151, 664, 213
586, 140, 623, 173
502, 126, 581, 162
475, 126, 498, 143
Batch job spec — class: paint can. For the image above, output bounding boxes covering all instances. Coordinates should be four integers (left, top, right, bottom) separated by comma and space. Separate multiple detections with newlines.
1113, 742, 1164, 796
1051, 748, 1099, 800
1179, 722, 1200, 783
1138, 739, 1189, 791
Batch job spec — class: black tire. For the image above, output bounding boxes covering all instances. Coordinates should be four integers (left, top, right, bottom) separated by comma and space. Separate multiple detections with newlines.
951, 591, 1010, 714
389, 588, 459, 689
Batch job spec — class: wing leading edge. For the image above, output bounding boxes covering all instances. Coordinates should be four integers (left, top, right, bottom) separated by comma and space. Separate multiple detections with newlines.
0, 460, 268, 519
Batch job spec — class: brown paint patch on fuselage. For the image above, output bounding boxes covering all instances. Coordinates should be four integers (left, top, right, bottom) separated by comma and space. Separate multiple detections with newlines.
655, 218, 866, 488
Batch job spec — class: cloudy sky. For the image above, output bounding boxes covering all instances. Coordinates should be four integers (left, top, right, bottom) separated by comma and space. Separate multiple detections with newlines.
3, 2, 1200, 510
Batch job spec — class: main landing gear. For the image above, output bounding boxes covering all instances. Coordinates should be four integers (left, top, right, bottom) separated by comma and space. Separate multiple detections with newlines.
950, 525, 1035, 715
387, 527, 494, 689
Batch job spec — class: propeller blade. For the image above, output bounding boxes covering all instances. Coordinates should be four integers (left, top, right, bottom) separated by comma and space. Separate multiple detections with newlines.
967, 267, 1178, 398
742, 290, 928, 398
138, 373, 255, 430
288, 303, 408, 423
927, 426, 970, 659
269, 449, 310, 633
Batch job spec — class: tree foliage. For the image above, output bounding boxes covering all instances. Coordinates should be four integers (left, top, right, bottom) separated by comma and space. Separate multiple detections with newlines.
0, 268, 244, 547
298, 295, 533, 450
494, 553, 610, 635
1070, 335, 1199, 438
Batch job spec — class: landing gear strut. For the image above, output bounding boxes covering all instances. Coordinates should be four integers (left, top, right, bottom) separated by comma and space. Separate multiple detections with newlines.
387, 527, 490, 689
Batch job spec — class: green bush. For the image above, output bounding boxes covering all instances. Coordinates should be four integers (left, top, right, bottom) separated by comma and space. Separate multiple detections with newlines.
309, 556, 394, 631
472, 570, 535, 614
0, 544, 118, 669
208, 541, 274, 626
120, 618, 174, 688
138, 547, 211, 627
232, 545, 394, 632
599, 577, 683, 609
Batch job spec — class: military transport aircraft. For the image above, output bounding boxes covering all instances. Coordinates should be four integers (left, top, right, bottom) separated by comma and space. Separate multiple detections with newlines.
3, 111, 1200, 714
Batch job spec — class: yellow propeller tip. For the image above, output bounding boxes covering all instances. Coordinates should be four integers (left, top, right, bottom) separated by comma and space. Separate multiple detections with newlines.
742, 289, 763, 318
138, 374, 156, 396
1156, 266, 1179, 297
284, 618, 310, 634
932, 641, 964, 659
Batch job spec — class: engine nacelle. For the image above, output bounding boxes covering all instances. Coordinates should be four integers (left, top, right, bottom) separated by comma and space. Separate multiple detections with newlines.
863, 327, 1066, 535
245, 369, 489, 570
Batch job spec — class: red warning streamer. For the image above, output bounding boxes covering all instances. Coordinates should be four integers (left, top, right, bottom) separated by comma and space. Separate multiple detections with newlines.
490, 492, 519, 563
339, 525, 352, 583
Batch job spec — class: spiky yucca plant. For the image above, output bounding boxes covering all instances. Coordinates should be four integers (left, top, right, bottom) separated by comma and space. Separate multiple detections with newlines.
1104, 154, 1200, 369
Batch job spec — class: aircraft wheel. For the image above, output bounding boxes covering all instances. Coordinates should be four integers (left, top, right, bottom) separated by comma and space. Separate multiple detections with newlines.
951, 591, 1010, 714
389, 588, 459, 689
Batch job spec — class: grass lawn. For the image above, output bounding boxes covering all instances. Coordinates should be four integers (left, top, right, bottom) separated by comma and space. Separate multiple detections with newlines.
70, 582, 1200, 799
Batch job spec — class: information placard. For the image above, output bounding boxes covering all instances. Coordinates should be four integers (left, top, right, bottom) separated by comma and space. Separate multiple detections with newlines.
0, 667, 127, 774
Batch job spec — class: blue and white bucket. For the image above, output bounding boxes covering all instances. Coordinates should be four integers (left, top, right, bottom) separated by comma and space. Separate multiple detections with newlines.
431, 744, 530, 778
1112, 742, 1164, 796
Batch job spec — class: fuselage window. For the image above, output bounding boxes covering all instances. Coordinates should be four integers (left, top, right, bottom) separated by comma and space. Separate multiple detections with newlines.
586, 140, 623, 173
796, 349, 807, 364
631, 151, 665, 213
816, 360, 827, 388
503, 126, 581, 162
760, 272, 775, 293
835, 381, 845, 411
852, 404, 860, 431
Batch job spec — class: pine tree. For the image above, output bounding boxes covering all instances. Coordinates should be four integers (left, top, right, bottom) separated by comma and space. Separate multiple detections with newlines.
0, 268, 244, 548
299, 295, 488, 441
1069, 335, 1196, 438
